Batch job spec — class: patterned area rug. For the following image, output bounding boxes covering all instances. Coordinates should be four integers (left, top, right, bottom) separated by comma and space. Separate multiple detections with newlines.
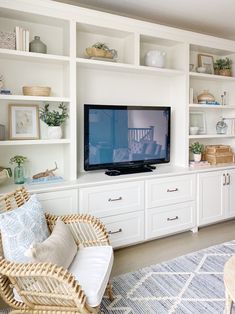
1, 240, 235, 314
101, 240, 235, 313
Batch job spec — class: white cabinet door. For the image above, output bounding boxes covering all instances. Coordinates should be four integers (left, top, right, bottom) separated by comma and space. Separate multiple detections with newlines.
79, 181, 144, 218
37, 189, 78, 215
101, 211, 144, 248
198, 171, 225, 226
227, 169, 235, 218
146, 174, 196, 208
146, 202, 195, 239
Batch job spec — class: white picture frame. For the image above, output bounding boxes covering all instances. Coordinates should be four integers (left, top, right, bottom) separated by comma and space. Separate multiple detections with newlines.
9, 104, 40, 140
189, 111, 206, 134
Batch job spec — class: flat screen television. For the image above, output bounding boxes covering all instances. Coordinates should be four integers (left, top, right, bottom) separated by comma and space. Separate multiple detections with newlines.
84, 104, 171, 175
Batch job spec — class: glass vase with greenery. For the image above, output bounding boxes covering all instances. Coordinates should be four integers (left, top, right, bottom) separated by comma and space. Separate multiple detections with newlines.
10, 155, 27, 184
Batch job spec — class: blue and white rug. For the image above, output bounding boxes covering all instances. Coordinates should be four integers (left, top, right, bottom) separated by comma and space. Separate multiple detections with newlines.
101, 240, 235, 313
1, 240, 235, 314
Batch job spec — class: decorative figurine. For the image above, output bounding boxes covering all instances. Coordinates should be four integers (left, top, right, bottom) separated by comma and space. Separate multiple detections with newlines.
32, 162, 58, 179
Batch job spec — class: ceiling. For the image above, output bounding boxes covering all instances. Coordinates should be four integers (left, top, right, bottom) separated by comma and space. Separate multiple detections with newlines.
54, 0, 235, 40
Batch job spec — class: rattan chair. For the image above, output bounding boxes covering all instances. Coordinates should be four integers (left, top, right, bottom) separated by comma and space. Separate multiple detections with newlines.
0, 187, 113, 314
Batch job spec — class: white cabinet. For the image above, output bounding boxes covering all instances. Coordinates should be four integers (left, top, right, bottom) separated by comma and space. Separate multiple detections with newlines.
145, 174, 196, 240
146, 202, 195, 239
79, 181, 144, 217
198, 170, 235, 226
101, 212, 144, 248
146, 174, 196, 208
36, 189, 78, 215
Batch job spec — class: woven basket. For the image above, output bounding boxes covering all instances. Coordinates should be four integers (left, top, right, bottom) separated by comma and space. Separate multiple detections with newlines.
86, 47, 113, 59
219, 69, 232, 77
23, 86, 51, 96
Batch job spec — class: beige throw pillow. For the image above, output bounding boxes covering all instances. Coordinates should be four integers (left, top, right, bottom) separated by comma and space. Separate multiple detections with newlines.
25, 219, 77, 269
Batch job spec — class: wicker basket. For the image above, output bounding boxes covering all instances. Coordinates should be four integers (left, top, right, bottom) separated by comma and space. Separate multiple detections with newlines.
22, 86, 51, 96
219, 69, 232, 77
204, 145, 234, 165
86, 47, 113, 59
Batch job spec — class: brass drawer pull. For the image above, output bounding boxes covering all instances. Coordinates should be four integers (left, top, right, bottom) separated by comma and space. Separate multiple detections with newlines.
108, 228, 122, 235
108, 197, 122, 202
167, 188, 178, 193
167, 216, 179, 221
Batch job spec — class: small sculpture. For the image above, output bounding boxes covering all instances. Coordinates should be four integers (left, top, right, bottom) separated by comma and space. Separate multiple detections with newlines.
33, 162, 58, 179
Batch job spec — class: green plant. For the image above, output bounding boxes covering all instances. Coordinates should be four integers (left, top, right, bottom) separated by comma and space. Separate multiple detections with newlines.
10, 155, 27, 167
214, 57, 232, 70
39, 103, 69, 126
189, 142, 204, 154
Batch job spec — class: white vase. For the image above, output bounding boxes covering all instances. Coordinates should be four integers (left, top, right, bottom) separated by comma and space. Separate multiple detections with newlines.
47, 126, 62, 139
144, 50, 166, 68
193, 153, 201, 162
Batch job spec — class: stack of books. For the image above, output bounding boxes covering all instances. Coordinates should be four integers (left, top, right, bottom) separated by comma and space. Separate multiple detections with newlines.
15, 26, 29, 51
189, 161, 210, 168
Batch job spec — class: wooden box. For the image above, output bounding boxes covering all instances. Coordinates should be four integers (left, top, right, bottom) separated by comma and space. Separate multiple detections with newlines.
204, 145, 234, 165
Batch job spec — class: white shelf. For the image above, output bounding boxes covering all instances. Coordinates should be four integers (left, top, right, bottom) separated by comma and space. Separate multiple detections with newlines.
0, 48, 70, 64
76, 58, 185, 76
0, 139, 71, 146
0, 95, 70, 102
189, 134, 235, 139
189, 104, 235, 109
189, 72, 235, 81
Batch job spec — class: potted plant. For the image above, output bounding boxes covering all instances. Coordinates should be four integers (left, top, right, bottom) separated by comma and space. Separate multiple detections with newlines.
39, 103, 69, 139
10, 155, 27, 184
214, 58, 232, 76
85, 42, 117, 59
189, 142, 204, 162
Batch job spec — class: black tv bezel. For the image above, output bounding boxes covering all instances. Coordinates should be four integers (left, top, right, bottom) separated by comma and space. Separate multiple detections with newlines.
84, 104, 171, 171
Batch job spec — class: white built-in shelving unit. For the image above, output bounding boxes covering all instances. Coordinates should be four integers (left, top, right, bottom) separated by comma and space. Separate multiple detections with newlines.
1, 0, 235, 186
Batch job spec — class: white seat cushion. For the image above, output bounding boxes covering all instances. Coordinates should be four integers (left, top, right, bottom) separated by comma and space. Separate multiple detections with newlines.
69, 245, 113, 307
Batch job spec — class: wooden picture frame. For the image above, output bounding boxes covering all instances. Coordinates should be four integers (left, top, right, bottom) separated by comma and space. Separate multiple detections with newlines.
190, 111, 206, 134
9, 104, 40, 140
198, 54, 214, 74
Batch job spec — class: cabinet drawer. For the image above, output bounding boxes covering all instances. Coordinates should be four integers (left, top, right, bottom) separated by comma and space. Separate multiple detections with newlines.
101, 211, 144, 248
36, 189, 78, 215
79, 181, 144, 217
146, 174, 196, 208
146, 202, 195, 239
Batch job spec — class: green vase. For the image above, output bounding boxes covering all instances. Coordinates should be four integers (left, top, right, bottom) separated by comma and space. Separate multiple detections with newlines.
14, 165, 25, 184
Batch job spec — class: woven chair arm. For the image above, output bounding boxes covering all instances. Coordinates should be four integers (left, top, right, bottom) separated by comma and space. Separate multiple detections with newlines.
0, 258, 87, 311
46, 213, 110, 247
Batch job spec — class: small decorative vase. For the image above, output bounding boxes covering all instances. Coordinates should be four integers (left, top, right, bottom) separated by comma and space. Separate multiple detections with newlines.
193, 153, 201, 162
144, 50, 166, 68
14, 165, 25, 184
216, 118, 228, 134
48, 126, 62, 139
29, 36, 47, 54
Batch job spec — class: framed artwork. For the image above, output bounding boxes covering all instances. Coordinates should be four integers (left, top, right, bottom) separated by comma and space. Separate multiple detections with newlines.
198, 54, 214, 74
190, 111, 206, 134
9, 104, 40, 140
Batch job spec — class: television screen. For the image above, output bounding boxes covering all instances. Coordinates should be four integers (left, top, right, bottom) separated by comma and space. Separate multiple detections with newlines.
84, 105, 171, 171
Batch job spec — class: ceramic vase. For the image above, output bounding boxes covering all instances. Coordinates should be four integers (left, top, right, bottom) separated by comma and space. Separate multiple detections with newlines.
14, 165, 25, 184
193, 153, 202, 162
144, 50, 166, 68
29, 36, 47, 54
48, 126, 62, 139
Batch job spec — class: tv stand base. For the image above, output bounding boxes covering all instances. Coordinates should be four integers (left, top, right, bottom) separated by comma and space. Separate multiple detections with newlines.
105, 165, 153, 176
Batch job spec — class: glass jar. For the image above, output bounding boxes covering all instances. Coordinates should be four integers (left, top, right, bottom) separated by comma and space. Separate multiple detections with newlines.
14, 165, 25, 184
216, 118, 228, 134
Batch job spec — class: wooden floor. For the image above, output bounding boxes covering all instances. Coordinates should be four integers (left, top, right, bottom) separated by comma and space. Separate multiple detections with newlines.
112, 219, 235, 277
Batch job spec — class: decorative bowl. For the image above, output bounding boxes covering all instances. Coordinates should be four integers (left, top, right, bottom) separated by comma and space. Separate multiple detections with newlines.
196, 67, 206, 73
85, 47, 114, 59
189, 126, 200, 135
22, 86, 51, 97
